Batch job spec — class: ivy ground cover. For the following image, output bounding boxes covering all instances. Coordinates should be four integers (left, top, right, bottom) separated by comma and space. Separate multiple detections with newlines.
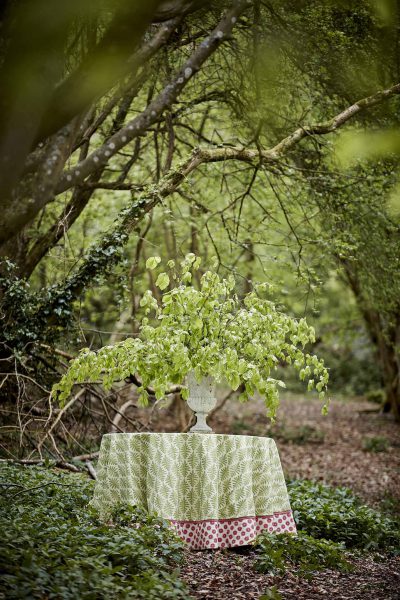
1, 464, 399, 599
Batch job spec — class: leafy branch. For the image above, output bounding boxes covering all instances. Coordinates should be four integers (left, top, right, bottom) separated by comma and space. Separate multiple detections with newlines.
53, 254, 329, 418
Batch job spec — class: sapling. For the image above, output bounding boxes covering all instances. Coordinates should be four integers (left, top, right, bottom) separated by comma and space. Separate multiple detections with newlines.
53, 254, 329, 418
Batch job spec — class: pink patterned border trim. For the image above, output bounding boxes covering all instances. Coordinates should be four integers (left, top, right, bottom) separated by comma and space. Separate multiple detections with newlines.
169, 510, 297, 549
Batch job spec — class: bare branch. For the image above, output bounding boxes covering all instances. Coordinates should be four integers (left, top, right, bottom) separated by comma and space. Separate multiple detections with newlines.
85, 461, 97, 480
73, 451, 99, 461
37, 389, 86, 455
110, 399, 137, 433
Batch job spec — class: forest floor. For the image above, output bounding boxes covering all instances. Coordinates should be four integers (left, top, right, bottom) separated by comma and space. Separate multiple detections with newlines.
151, 393, 400, 599
214, 393, 400, 508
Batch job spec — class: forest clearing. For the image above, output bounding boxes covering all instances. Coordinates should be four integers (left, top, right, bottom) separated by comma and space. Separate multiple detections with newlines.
0, 1, 399, 598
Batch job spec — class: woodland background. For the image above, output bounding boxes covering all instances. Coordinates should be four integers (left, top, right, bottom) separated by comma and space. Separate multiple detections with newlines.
0, 1, 399, 598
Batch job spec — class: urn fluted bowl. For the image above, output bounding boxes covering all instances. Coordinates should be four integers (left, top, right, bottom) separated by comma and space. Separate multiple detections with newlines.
186, 371, 216, 433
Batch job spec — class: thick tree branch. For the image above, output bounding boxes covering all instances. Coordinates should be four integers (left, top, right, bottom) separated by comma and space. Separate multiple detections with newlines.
271, 82, 400, 155
72, 16, 182, 151
5, 18, 182, 266
57, 80, 400, 195
0, 121, 80, 250
34, 0, 167, 143
192, 82, 400, 165
56, 0, 250, 193
75, 82, 400, 194
0, 16, 184, 252
16, 19, 182, 275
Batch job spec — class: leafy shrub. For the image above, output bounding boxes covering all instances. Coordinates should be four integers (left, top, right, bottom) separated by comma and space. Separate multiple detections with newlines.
255, 531, 351, 575
380, 492, 400, 517
259, 587, 283, 600
288, 479, 400, 552
362, 435, 389, 453
365, 389, 386, 405
0, 464, 189, 599
255, 480, 400, 576
272, 423, 325, 445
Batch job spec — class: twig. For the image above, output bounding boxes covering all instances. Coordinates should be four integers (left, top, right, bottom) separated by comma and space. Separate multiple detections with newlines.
39, 343, 75, 360
111, 399, 137, 432
0, 483, 24, 489
0, 372, 50, 394
8, 481, 77, 498
127, 373, 182, 396
37, 388, 86, 454
0, 458, 81, 473
72, 451, 99, 461
208, 388, 237, 419
85, 461, 97, 480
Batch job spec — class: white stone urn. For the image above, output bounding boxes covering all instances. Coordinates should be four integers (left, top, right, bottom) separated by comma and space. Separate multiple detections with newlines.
186, 371, 216, 433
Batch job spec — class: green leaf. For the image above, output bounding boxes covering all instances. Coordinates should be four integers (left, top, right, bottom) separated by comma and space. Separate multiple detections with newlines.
193, 256, 202, 270
155, 273, 170, 290
192, 316, 202, 330
146, 256, 161, 270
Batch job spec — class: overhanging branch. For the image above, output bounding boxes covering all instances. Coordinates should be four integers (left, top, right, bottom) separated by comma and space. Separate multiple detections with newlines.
81, 81, 400, 194
191, 82, 400, 165
33, 80, 400, 329
56, 0, 250, 193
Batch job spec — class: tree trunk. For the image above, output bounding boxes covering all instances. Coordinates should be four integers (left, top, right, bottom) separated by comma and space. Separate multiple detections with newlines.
372, 319, 400, 421
342, 260, 400, 421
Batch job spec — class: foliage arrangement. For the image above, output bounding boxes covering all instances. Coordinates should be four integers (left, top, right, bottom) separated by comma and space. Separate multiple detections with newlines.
53, 255, 329, 418
0, 464, 189, 599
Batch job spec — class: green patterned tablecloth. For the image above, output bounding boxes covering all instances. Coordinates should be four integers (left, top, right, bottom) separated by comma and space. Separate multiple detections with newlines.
91, 433, 296, 548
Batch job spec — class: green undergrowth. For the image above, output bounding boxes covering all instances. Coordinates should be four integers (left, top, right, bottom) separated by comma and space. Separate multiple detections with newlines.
255, 479, 400, 575
231, 419, 325, 445
288, 479, 400, 551
0, 464, 189, 599
361, 435, 390, 453
1, 464, 399, 596
255, 531, 351, 575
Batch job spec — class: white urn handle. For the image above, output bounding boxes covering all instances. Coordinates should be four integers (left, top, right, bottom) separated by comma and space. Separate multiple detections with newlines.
186, 371, 216, 433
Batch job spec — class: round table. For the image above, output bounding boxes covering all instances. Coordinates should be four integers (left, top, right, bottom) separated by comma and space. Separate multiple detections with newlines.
90, 432, 296, 549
